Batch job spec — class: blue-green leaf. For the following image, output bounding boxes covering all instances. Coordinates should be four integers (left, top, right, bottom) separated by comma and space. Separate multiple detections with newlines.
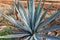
35, 34, 60, 40
27, 0, 33, 31
14, 0, 19, 5
27, 0, 35, 32
0, 34, 29, 38
37, 10, 60, 31
19, 2, 28, 21
27, 0, 35, 30
2, 14, 31, 32
31, 0, 35, 31
34, 34, 41, 40
24, 36, 31, 40
37, 0, 46, 18
27, 0, 32, 20
39, 26, 60, 32
40, 3, 53, 21
30, 36, 34, 40
35, 0, 45, 30
15, 4, 32, 33
2, 14, 23, 28
27, 0, 31, 26
34, 0, 42, 22
14, 0, 28, 23
46, 38, 58, 40
18, 2, 29, 25
14, 1, 30, 29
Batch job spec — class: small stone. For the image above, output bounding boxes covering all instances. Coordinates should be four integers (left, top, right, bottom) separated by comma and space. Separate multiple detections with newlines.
56, 33, 60, 37
0, 26, 6, 31
48, 32, 56, 36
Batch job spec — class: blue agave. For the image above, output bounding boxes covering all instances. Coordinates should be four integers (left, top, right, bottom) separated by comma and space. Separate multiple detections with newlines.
1, 0, 60, 40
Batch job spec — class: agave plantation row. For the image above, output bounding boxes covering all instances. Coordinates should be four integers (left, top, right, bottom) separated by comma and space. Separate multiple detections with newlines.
0, 0, 60, 40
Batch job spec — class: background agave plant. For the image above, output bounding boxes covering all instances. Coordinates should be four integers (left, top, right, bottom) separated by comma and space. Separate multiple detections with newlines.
0, 0, 60, 40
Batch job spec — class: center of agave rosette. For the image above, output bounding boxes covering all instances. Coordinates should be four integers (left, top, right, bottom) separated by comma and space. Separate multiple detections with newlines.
30, 28, 38, 35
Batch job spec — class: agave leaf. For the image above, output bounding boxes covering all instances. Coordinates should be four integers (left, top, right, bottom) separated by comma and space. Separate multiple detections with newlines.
31, 0, 35, 31
35, 34, 60, 40
34, 0, 42, 22
15, 4, 32, 33
27, 0, 35, 21
37, 0, 46, 18
37, 10, 60, 31
27, 0, 33, 31
30, 36, 34, 40
19, 2, 29, 23
27, 0, 35, 31
40, 3, 53, 21
14, 0, 28, 23
9, 30, 22, 34
0, 34, 29, 38
18, 2, 29, 25
14, 0, 19, 4
39, 26, 60, 32
2, 14, 31, 32
46, 38, 58, 40
35, 0, 45, 30
9, 30, 30, 34
24, 36, 31, 40
14, 1, 30, 27
27, 0, 31, 20
34, 34, 41, 40
15, 5, 23, 19
2, 14, 23, 28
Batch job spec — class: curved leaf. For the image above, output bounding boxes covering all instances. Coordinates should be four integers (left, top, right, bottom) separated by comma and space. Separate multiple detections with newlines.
14, 0, 19, 4
34, 0, 42, 20
35, 0, 46, 30
39, 26, 60, 32
24, 36, 31, 40
40, 3, 53, 21
2, 14, 31, 32
30, 36, 34, 40
31, 0, 35, 31
27, 0, 35, 31
34, 34, 41, 40
35, 34, 60, 40
19, 2, 29, 23
0, 34, 29, 38
34, 0, 42, 27
46, 38, 58, 40
37, 10, 60, 31
27, 0, 31, 27
15, 4, 32, 33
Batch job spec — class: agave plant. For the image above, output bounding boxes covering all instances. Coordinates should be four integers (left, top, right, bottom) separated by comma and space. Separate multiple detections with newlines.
1, 0, 60, 40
